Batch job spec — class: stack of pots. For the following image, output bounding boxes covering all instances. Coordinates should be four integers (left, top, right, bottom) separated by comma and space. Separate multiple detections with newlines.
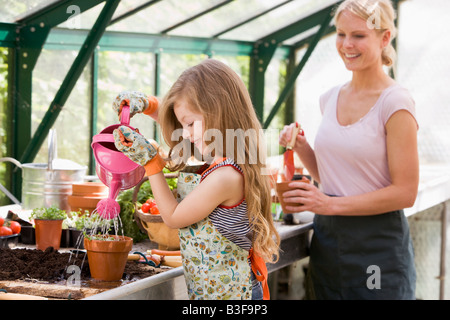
68, 182, 108, 214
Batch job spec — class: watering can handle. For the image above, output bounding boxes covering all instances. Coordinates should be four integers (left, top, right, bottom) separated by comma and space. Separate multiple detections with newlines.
48, 129, 57, 170
120, 105, 130, 126
92, 134, 115, 144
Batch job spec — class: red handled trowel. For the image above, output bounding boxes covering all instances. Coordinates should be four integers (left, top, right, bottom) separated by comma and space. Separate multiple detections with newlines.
283, 123, 303, 181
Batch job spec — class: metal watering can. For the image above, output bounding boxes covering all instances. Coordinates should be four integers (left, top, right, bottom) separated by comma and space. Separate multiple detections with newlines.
91, 105, 145, 219
0, 129, 87, 211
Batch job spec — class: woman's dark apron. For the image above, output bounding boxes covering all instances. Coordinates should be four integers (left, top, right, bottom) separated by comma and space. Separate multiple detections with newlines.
307, 210, 416, 300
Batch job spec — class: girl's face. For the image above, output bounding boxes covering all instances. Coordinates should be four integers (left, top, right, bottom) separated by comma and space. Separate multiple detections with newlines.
335, 10, 389, 72
173, 97, 206, 154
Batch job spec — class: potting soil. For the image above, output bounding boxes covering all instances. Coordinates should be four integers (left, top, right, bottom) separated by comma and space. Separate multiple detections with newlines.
0, 247, 164, 282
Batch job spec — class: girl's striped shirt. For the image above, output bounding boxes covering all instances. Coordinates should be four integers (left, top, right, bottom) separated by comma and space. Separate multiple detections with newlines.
200, 158, 252, 251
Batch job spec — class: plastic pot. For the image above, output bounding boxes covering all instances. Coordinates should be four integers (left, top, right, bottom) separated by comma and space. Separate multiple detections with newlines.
70, 228, 92, 249
34, 219, 63, 251
276, 176, 310, 214
84, 235, 133, 281
19, 225, 36, 244
60, 229, 71, 248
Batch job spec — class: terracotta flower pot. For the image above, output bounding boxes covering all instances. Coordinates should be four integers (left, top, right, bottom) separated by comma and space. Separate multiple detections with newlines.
72, 182, 108, 196
34, 219, 63, 251
84, 235, 133, 281
69, 182, 108, 213
276, 177, 310, 214
68, 195, 104, 214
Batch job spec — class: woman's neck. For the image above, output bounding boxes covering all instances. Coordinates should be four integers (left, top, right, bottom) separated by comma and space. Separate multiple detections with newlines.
350, 65, 394, 91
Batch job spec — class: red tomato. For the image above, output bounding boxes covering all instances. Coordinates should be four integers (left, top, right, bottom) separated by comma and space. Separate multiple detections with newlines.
0, 217, 4, 227
149, 206, 160, 215
9, 221, 21, 234
0, 226, 12, 236
141, 203, 151, 213
146, 198, 157, 207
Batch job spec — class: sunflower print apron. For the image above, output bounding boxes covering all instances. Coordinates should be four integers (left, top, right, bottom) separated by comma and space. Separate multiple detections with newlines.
179, 217, 252, 300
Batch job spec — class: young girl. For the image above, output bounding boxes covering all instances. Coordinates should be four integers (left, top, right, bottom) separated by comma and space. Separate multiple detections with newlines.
113, 59, 280, 300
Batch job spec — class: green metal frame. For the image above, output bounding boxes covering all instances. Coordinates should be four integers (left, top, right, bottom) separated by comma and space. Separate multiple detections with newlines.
263, 9, 334, 129
249, 2, 341, 123
0, 0, 403, 201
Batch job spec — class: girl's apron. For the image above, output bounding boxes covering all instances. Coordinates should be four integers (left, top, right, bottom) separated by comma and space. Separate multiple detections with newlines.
308, 210, 416, 300
179, 217, 252, 299
178, 158, 268, 300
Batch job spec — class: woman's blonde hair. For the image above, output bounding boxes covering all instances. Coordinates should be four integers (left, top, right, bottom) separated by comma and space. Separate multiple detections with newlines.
158, 58, 280, 263
334, 0, 397, 67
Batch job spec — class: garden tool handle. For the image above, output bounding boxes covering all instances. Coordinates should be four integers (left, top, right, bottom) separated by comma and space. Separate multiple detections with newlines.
0, 290, 48, 300
286, 124, 300, 150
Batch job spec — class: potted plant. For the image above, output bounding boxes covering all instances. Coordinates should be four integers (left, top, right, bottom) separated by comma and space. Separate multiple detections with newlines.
30, 206, 67, 251
84, 234, 133, 281
67, 211, 112, 249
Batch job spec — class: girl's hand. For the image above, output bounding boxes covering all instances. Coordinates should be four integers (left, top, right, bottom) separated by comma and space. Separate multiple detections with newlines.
113, 91, 158, 118
282, 180, 332, 215
113, 126, 166, 175
279, 123, 306, 150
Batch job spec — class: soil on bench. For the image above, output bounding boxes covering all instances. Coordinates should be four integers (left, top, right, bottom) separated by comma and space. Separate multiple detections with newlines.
0, 247, 164, 283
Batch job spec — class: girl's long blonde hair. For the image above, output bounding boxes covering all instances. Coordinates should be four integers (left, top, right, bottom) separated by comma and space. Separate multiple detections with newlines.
158, 59, 279, 263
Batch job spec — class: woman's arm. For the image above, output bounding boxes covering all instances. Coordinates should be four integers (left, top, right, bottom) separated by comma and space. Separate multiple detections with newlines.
284, 110, 419, 216
149, 166, 244, 228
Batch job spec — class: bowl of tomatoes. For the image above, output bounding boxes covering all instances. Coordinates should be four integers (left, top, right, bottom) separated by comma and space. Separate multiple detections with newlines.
134, 198, 179, 250
0, 216, 21, 248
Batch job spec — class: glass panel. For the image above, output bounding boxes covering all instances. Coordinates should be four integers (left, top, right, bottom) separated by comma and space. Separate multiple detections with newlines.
0, 47, 9, 205
0, 0, 59, 23
219, 0, 334, 42
106, 0, 223, 34
56, 2, 105, 30
32, 49, 92, 167
159, 53, 207, 95
110, 0, 154, 20
397, 0, 450, 164
170, 0, 287, 38
97, 51, 156, 141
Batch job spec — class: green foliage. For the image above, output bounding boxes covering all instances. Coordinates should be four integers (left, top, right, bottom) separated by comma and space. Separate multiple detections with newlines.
0, 47, 9, 206
66, 211, 112, 231
30, 206, 67, 220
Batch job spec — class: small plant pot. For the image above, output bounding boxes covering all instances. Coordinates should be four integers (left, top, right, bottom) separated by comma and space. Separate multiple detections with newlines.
19, 225, 36, 244
60, 229, 72, 248
70, 228, 92, 249
276, 177, 310, 214
34, 219, 63, 251
84, 235, 133, 281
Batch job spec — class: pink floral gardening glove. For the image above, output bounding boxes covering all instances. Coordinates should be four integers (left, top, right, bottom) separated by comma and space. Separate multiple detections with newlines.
113, 126, 166, 176
112, 91, 158, 118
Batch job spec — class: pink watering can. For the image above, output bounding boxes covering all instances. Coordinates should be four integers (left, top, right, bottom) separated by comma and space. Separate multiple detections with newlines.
91, 105, 145, 219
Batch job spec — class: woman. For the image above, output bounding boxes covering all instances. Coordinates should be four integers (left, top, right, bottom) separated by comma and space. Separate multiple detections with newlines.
279, 0, 418, 299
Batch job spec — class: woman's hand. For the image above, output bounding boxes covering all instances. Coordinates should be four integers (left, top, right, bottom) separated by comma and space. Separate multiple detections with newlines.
282, 179, 332, 215
279, 122, 306, 150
